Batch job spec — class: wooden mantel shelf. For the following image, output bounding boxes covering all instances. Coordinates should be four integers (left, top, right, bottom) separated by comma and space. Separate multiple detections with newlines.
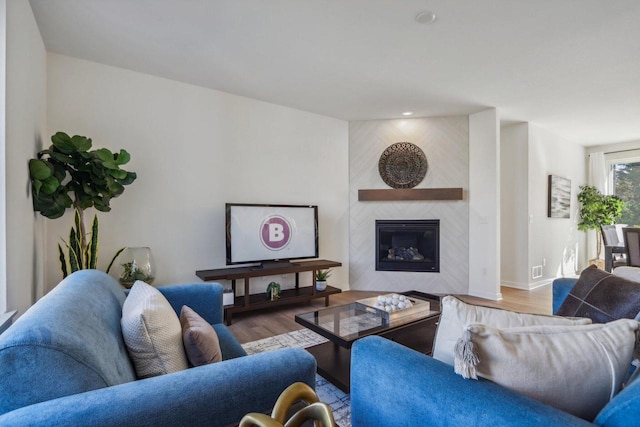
358, 188, 463, 201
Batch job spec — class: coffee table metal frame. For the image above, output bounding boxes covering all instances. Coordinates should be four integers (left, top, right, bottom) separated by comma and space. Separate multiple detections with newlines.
294, 291, 441, 393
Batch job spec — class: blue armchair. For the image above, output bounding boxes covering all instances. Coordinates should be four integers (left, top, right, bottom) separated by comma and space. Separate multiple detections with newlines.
350, 277, 640, 427
0, 270, 316, 426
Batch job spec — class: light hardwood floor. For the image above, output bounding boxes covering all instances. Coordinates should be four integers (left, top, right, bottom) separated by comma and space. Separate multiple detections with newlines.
227, 285, 552, 344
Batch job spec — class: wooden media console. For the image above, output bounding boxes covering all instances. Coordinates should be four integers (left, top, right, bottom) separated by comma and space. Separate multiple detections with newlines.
196, 259, 342, 325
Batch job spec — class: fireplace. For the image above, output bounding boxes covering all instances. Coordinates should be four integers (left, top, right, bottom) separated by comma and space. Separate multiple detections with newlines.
375, 219, 439, 272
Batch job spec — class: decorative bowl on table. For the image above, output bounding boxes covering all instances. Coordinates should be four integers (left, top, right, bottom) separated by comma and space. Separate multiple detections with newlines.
355, 293, 431, 321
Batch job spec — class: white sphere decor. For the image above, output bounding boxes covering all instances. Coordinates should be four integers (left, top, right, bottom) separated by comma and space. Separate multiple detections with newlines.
374, 293, 413, 312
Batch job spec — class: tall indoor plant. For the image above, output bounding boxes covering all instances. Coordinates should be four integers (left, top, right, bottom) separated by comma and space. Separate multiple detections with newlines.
577, 185, 625, 260
29, 132, 137, 277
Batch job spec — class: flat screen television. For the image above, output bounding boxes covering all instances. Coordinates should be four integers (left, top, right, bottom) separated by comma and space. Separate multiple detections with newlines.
226, 203, 319, 267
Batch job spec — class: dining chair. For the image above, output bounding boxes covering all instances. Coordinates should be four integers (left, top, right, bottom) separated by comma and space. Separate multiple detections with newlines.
602, 225, 623, 247
601, 225, 626, 271
622, 227, 640, 267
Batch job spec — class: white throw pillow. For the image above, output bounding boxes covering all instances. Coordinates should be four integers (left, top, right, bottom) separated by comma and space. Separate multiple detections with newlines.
612, 266, 640, 284
121, 280, 189, 378
453, 319, 639, 420
432, 295, 592, 366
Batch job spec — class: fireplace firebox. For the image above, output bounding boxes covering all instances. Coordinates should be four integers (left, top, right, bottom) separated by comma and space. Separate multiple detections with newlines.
375, 219, 439, 272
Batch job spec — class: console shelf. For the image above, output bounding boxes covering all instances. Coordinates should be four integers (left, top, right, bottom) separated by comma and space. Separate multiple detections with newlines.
196, 259, 342, 325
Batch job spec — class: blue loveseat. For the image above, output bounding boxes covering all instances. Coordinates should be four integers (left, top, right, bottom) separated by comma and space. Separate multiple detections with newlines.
0, 270, 316, 426
350, 276, 640, 426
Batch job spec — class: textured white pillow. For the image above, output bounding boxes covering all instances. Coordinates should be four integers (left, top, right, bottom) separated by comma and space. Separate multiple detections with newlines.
432, 295, 592, 366
121, 280, 188, 378
454, 319, 639, 420
613, 266, 640, 283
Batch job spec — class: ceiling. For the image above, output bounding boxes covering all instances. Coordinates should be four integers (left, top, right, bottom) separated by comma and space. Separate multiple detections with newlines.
29, 0, 640, 146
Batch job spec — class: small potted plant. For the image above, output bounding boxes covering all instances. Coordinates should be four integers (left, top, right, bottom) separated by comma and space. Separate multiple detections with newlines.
315, 269, 332, 291
266, 282, 281, 301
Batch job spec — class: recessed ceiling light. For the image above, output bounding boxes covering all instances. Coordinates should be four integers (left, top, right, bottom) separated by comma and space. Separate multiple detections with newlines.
415, 10, 437, 24
402, 111, 414, 116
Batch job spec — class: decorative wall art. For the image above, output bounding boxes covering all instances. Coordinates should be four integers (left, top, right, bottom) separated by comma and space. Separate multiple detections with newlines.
378, 142, 428, 188
548, 175, 571, 218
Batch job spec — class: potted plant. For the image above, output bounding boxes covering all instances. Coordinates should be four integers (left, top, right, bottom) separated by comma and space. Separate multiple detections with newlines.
28, 132, 137, 278
577, 185, 625, 264
315, 269, 332, 291
266, 282, 281, 301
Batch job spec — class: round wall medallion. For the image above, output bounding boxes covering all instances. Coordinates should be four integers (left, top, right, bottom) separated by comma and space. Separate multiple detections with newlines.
378, 142, 428, 188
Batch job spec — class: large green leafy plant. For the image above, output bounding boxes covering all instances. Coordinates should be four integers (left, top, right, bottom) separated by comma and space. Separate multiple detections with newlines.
29, 132, 136, 277
577, 185, 625, 259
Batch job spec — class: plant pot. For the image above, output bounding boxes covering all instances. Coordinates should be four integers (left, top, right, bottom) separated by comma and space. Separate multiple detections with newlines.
316, 280, 327, 292
588, 259, 605, 270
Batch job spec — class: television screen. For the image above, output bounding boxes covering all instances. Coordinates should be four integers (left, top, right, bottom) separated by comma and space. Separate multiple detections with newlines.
226, 203, 319, 265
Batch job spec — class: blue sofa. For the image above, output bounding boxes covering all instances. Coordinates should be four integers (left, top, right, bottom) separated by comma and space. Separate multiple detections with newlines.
350, 277, 640, 426
0, 270, 316, 426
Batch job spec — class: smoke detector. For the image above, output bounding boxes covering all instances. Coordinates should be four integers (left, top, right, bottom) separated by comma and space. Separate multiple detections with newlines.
415, 11, 437, 24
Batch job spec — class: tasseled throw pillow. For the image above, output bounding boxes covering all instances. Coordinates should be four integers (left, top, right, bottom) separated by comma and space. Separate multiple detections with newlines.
453, 319, 639, 421
432, 295, 592, 366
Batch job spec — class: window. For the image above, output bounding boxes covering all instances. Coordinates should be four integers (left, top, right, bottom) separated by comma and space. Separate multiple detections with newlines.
606, 150, 640, 227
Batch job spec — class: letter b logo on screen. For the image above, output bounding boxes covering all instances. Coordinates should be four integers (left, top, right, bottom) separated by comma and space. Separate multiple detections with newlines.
260, 216, 292, 251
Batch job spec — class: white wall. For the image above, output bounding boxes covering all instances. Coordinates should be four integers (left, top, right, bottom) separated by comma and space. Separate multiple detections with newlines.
3, 0, 47, 316
468, 109, 501, 300
45, 54, 349, 295
0, 0, 6, 313
349, 117, 469, 294
500, 122, 586, 289
500, 124, 529, 287
528, 124, 585, 280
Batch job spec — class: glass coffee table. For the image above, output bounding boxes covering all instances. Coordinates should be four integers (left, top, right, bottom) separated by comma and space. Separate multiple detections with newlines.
294, 291, 440, 392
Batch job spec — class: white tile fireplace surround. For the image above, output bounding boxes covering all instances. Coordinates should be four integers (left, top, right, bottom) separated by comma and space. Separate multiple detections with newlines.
349, 117, 469, 295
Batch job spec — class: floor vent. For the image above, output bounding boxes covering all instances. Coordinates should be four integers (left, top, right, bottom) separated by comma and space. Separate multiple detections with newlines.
532, 265, 543, 279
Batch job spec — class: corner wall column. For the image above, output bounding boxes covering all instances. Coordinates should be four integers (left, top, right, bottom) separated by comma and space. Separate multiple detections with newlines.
468, 109, 502, 300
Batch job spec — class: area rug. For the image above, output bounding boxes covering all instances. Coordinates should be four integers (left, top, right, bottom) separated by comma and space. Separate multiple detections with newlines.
242, 329, 352, 427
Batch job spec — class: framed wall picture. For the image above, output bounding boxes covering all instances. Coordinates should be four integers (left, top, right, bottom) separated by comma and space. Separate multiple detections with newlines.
548, 175, 571, 218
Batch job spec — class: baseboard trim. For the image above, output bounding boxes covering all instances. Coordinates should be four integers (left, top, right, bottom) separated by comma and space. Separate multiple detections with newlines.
501, 280, 529, 290
468, 289, 503, 301
502, 279, 554, 291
